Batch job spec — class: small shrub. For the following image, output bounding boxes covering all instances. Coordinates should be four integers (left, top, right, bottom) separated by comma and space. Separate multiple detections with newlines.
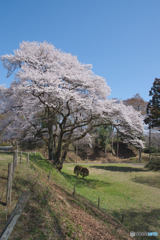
80, 167, 89, 179
144, 146, 159, 154
145, 157, 160, 170
74, 165, 89, 178
74, 165, 83, 176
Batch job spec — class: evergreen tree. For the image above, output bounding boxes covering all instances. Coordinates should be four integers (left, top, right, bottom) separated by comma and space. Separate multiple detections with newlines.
146, 78, 160, 128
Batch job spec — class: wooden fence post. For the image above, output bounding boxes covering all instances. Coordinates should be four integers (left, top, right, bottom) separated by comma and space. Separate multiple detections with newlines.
98, 197, 100, 209
13, 151, 17, 177
0, 191, 30, 240
20, 151, 22, 164
121, 214, 125, 223
13, 150, 18, 167
6, 163, 13, 206
48, 171, 51, 182
73, 184, 76, 197
16, 150, 18, 166
139, 149, 142, 162
27, 153, 29, 165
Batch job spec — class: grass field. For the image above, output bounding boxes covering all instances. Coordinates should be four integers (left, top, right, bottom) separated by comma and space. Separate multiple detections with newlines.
62, 163, 160, 236
0, 152, 133, 239
1, 152, 160, 239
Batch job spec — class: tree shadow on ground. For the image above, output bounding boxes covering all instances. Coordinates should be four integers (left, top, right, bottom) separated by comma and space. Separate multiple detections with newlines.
112, 208, 160, 240
131, 177, 160, 189
23, 202, 66, 240
0, 201, 6, 206
0, 176, 7, 180
61, 171, 111, 189
9, 176, 66, 240
90, 165, 147, 172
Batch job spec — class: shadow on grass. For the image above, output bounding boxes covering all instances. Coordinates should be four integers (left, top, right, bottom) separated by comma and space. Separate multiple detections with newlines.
15, 177, 33, 187
61, 171, 111, 189
10, 176, 66, 240
0, 201, 6, 206
0, 176, 7, 180
90, 165, 147, 172
22, 202, 66, 240
0, 152, 13, 156
112, 208, 160, 239
131, 177, 160, 189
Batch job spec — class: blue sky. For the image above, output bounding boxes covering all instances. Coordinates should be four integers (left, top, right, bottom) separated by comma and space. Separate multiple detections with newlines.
0, 0, 160, 101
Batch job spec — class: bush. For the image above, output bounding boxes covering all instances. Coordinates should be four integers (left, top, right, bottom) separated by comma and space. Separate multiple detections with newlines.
145, 157, 160, 170
74, 165, 83, 176
80, 167, 89, 179
144, 146, 159, 154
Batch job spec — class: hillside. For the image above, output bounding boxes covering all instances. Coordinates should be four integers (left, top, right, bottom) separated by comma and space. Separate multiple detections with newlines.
0, 153, 132, 240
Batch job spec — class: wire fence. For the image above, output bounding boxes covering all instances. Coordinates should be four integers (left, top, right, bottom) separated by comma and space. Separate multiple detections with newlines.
134, 175, 160, 186
0, 165, 8, 204
0, 151, 30, 205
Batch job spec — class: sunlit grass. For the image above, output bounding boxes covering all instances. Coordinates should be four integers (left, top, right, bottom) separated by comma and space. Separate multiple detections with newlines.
62, 163, 160, 235
1, 152, 160, 238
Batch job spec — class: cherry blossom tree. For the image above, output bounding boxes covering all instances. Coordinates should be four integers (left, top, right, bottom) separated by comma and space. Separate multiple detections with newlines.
1, 41, 144, 170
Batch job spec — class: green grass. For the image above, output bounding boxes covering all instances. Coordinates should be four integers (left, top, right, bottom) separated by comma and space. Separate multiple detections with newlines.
29, 153, 73, 191
0, 152, 14, 162
1, 152, 160, 239
62, 163, 160, 236
0, 152, 76, 239
0, 151, 72, 192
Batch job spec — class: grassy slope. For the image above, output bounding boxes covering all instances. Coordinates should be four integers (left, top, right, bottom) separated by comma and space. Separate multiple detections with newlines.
0, 153, 131, 240
62, 163, 160, 238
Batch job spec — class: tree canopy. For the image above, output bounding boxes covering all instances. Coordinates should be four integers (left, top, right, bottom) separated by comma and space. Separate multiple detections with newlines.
123, 93, 147, 115
0, 41, 144, 169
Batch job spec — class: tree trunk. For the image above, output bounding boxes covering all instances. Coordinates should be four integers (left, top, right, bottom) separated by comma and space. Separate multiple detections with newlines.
61, 149, 68, 163
149, 125, 152, 162
59, 150, 68, 171
111, 136, 114, 155
116, 130, 119, 158
48, 122, 54, 160
54, 148, 65, 171
104, 146, 106, 157
48, 146, 53, 161
56, 144, 70, 171
139, 149, 142, 162
76, 142, 78, 163
54, 134, 63, 167
54, 149, 61, 165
